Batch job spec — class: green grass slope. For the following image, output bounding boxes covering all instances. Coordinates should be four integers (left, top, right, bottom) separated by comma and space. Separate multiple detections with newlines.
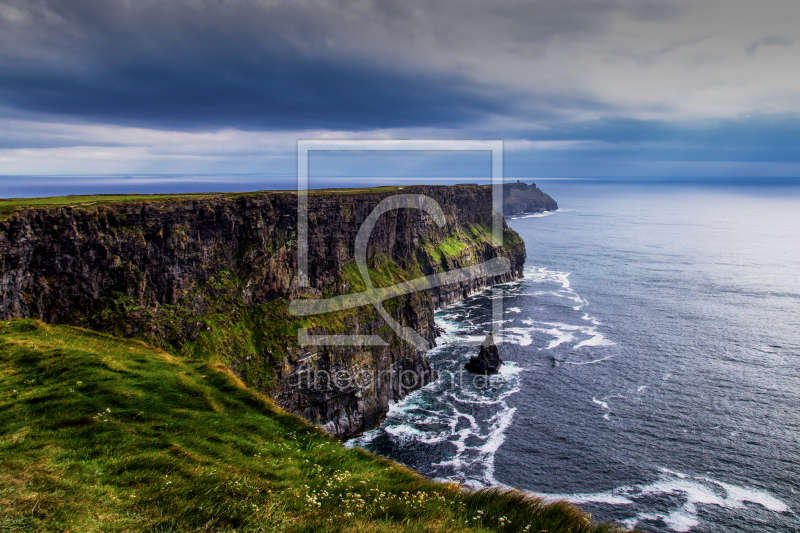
0, 320, 632, 533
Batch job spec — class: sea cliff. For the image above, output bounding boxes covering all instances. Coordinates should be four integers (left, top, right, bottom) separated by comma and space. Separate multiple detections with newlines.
503, 181, 558, 215
0, 185, 525, 438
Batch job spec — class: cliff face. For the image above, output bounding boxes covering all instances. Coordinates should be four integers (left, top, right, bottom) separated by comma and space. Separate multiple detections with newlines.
503, 181, 558, 215
0, 185, 525, 437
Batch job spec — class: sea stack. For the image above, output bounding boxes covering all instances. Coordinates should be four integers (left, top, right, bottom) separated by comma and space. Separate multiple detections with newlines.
465, 333, 503, 375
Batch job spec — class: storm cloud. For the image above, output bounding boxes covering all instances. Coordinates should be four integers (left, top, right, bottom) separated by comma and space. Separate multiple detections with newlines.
0, 0, 528, 129
0, 0, 799, 176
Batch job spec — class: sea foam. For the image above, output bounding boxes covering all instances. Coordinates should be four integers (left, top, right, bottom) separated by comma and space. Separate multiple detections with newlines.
537, 468, 791, 533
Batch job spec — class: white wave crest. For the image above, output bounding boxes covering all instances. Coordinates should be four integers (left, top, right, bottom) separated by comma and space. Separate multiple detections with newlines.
377, 361, 524, 488
592, 397, 609, 410
509, 208, 575, 220
537, 468, 791, 533
564, 355, 615, 366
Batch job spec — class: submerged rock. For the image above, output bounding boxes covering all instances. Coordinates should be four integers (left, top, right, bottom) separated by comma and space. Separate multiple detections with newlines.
465, 333, 503, 375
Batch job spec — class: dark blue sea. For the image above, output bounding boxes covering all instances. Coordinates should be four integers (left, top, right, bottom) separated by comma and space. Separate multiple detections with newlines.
351, 182, 800, 533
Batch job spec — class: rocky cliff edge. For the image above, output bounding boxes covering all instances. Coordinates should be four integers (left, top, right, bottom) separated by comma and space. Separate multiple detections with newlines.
0, 185, 526, 437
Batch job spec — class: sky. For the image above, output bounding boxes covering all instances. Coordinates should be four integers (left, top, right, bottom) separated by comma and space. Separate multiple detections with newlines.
1, 0, 799, 183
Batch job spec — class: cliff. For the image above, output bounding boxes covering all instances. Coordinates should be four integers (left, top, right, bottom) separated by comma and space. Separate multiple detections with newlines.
503, 181, 558, 215
0, 185, 526, 438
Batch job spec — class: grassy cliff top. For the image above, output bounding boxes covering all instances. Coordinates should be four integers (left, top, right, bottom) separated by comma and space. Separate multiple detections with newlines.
0, 186, 468, 219
0, 319, 630, 533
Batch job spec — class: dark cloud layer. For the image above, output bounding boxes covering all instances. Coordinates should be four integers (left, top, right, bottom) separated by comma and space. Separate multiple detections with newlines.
3, 0, 792, 131
526, 116, 800, 158
0, 51, 514, 130
1, 0, 799, 176
0, 0, 562, 129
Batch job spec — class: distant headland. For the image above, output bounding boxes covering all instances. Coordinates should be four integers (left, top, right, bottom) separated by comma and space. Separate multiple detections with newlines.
503, 181, 559, 215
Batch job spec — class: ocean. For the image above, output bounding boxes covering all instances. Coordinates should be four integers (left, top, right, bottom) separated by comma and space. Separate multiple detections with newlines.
350, 182, 800, 533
